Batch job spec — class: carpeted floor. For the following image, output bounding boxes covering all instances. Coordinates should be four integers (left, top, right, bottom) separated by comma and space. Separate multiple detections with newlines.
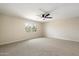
0, 38, 79, 56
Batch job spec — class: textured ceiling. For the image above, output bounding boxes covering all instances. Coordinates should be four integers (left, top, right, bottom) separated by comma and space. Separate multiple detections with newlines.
0, 3, 79, 22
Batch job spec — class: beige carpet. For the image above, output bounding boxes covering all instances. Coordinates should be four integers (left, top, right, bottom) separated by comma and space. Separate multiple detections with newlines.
0, 38, 79, 56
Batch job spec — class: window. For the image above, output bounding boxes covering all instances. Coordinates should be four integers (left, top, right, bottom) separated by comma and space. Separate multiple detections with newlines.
25, 23, 37, 32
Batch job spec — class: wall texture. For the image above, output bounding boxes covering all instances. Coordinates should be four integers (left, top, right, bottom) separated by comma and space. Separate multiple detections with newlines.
0, 14, 43, 45
44, 18, 79, 42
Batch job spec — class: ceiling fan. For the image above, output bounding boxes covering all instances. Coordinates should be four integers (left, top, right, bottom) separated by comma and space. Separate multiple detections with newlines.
37, 9, 56, 20
41, 13, 52, 20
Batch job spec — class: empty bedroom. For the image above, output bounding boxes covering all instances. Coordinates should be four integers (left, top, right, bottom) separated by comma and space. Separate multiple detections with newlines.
0, 3, 79, 56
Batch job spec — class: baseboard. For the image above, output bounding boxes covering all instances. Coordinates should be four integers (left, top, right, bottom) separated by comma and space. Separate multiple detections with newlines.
0, 36, 43, 46
45, 36, 79, 43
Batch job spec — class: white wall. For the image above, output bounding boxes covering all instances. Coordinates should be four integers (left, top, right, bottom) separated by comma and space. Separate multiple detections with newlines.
44, 18, 79, 42
0, 14, 43, 45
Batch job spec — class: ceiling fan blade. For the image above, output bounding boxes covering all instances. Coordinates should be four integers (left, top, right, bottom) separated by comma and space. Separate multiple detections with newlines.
45, 13, 50, 17
45, 17, 52, 18
42, 14, 45, 17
